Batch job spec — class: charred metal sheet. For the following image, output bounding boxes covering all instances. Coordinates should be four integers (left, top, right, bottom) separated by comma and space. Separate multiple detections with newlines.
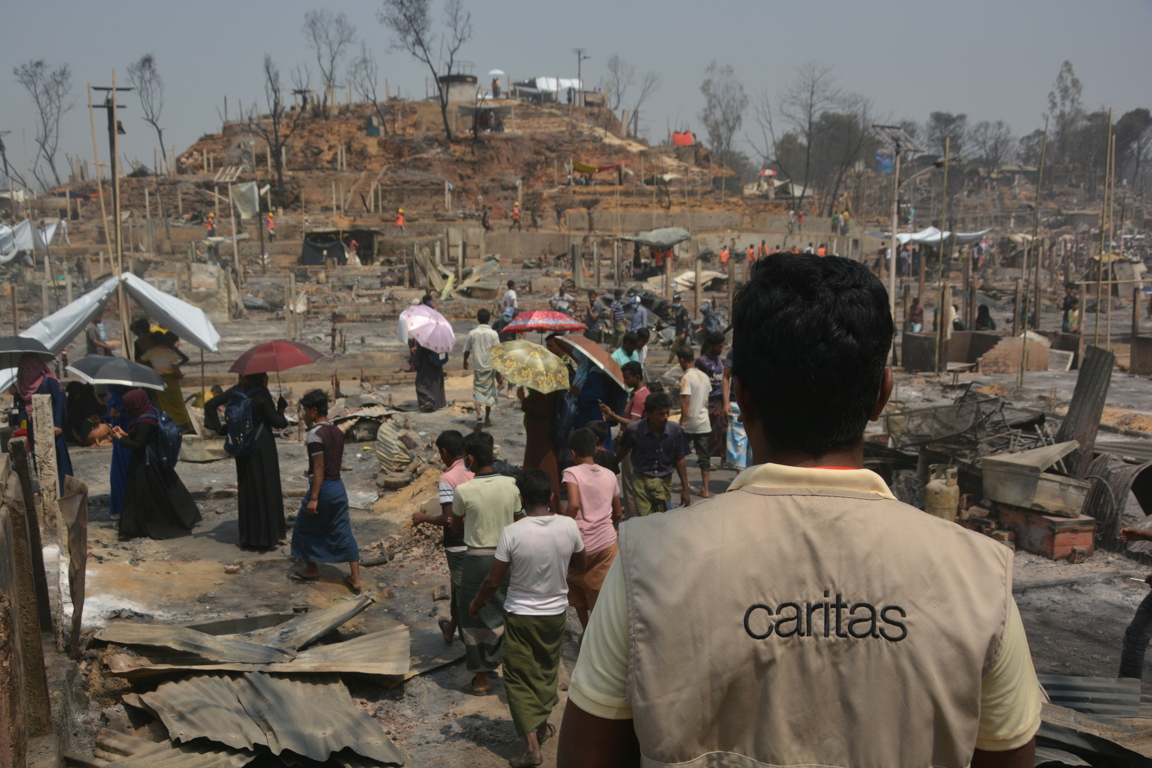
1034, 746, 1091, 766
1037, 674, 1141, 718
1083, 454, 1152, 553
1039, 703, 1152, 763
235, 672, 404, 765
241, 594, 374, 651
96, 624, 296, 664
1055, 345, 1115, 478
101, 740, 255, 768
183, 612, 295, 637
1094, 441, 1152, 465
140, 674, 269, 751
133, 672, 404, 766
106, 625, 411, 679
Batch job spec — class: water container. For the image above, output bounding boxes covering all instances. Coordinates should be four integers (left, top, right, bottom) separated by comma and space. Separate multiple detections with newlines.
925, 464, 959, 521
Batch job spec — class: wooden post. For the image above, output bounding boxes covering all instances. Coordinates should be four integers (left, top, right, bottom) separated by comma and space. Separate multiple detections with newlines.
144, 187, 152, 252
65, 271, 72, 305
9, 440, 52, 629
227, 185, 241, 288
1014, 278, 1023, 336
30, 395, 59, 545
1133, 286, 1141, 339
41, 256, 50, 318
573, 245, 584, 291
726, 248, 735, 314
664, 248, 673, 297
694, 242, 702, 318
613, 241, 620, 285
594, 241, 601, 288
903, 283, 912, 332
10, 285, 17, 335
214, 184, 220, 220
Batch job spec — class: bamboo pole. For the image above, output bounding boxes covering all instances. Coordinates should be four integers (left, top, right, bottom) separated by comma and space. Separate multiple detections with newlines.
1107, 134, 1117, 351
934, 138, 950, 375
1094, 109, 1114, 346
1020, 115, 1048, 387
86, 85, 115, 269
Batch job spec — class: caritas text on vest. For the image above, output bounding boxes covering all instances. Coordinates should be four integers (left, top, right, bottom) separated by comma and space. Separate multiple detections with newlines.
743, 590, 907, 642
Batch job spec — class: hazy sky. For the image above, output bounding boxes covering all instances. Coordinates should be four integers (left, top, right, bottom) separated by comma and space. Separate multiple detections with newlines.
2, 0, 1150, 188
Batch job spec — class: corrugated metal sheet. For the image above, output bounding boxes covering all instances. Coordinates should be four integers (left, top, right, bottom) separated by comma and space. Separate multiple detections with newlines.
100, 737, 254, 768
240, 594, 373, 651
136, 672, 404, 766
1038, 674, 1142, 718
1039, 702, 1152, 762
106, 625, 410, 679
96, 624, 296, 664
1055, 346, 1115, 477
140, 674, 268, 751
1083, 454, 1152, 551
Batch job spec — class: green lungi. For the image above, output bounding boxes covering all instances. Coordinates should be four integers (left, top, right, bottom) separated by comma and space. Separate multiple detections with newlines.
459, 550, 509, 672
503, 611, 567, 736
633, 472, 672, 516
472, 369, 499, 407
446, 548, 465, 642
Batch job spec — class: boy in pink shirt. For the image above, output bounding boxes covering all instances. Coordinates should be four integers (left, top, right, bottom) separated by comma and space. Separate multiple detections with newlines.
562, 428, 622, 628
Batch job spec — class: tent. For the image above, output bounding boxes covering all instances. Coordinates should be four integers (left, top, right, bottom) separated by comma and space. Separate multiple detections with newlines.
865, 227, 993, 246
301, 239, 348, 266
0, 219, 60, 262
0, 273, 221, 392
618, 227, 691, 250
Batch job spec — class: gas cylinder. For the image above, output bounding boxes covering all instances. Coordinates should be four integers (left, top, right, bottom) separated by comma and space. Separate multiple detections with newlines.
924, 464, 959, 521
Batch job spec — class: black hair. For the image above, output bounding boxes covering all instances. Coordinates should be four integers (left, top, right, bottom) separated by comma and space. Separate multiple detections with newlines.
507, 279, 516, 288
477, 308, 491, 324
463, 430, 494, 468
976, 304, 992, 320
517, 468, 552, 507
149, 330, 167, 344
614, 288, 623, 297
421, 293, 434, 304
620, 361, 643, 379
435, 429, 465, 457
569, 428, 596, 458
644, 391, 672, 413
300, 388, 329, 415
163, 331, 179, 346
731, 253, 893, 457
622, 331, 640, 347
130, 317, 151, 336
637, 328, 650, 342
704, 331, 725, 349
677, 345, 695, 362
585, 419, 608, 445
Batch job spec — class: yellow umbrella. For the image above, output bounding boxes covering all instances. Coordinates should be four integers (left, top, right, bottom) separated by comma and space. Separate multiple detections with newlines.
488, 340, 569, 394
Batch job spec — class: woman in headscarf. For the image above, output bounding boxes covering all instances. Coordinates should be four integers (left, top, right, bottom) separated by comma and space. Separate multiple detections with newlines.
105, 385, 131, 520
65, 381, 113, 446
110, 389, 200, 540
204, 373, 289, 549
140, 330, 193, 432
15, 353, 73, 493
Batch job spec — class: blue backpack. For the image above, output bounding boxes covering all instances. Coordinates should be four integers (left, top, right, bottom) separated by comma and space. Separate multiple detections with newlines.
223, 389, 264, 457
146, 408, 183, 470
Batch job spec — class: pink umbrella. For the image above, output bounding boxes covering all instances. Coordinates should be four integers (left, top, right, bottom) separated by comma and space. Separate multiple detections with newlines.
404, 305, 455, 354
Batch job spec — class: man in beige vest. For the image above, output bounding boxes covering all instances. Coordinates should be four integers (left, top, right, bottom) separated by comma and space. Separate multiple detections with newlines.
557, 253, 1040, 768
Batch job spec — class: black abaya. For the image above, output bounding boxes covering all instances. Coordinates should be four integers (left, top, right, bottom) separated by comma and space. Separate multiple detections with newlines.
413, 344, 447, 411
205, 386, 288, 548
117, 423, 201, 540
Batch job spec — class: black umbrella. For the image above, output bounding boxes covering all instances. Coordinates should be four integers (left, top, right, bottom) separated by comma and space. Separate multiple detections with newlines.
0, 337, 54, 370
66, 355, 165, 392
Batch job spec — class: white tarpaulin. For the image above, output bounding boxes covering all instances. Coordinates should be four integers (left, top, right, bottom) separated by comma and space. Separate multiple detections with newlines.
529, 77, 582, 94
0, 224, 15, 262
232, 181, 260, 219
0, 219, 60, 261
120, 272, 220, 353
867, 227, 993, 246
0, 272, 221, 393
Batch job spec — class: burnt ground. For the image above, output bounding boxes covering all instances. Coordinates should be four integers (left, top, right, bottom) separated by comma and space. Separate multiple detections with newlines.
62, 330, 1152, 765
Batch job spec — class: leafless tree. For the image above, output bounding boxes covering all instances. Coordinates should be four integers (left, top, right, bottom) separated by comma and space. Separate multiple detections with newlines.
127, 54, 168, 170
777, 60, 840, 211
698, 62, 747, 171
605, 54, 633, 112
303, 9, 356, 115
378, 0, 473, 142
246, 55, 308, 204
13, 59, 73, 189
348, 42, 389, 135
924, 112, 968, 157
968, 120, 1015, 168
630, 70, 662, 137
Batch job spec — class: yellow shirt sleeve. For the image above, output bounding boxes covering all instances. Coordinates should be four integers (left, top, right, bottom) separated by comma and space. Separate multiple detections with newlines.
976, 598, 1042, 751
568, 557, 633, 720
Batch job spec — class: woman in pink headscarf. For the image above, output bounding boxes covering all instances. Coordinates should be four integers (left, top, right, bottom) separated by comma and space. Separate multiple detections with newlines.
15, 353, 73, 493
109, 389, 200, 540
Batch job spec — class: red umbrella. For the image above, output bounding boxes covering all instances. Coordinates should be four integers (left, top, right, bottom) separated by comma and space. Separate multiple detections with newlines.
501, 311, 587, 334
229, 340, 324, 375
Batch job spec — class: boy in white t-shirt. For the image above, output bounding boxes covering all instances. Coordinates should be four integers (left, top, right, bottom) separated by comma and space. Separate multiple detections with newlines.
471, 468, 586, 768
562, 428, 621, 629
678, 345, 714, 498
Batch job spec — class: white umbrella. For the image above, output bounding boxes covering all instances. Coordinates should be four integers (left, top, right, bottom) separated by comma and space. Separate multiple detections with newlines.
488, 69, 506, 77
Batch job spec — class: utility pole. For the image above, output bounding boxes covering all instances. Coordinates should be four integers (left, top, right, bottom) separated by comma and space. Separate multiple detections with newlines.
874, 124, 924, 365
92, 75, 133, 357
573, 49, 590, 108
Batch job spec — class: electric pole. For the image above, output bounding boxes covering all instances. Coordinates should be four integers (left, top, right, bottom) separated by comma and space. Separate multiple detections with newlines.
92, 75, 133, 356
573, 49, 590, 107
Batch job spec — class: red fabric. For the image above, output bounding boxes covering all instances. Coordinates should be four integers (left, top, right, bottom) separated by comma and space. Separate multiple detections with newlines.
229, 340, 324, 375
719, 249, 729, 264
671, 132, 694, 146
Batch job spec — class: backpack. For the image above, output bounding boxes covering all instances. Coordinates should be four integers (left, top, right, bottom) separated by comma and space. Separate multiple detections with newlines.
145, 408, 183, 470
223, 389, 265, 458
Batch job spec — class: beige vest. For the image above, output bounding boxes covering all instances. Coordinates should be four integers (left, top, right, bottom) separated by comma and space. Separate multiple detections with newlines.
619, 485, 1013, 768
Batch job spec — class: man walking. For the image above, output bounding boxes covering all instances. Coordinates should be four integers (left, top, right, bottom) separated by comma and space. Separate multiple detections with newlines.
583, 290, 604, 342
510, 201, 522, 231
677, 346, 713, 498
697, 332, 727, 464
86, 313, 117, 356
504, 280, 519, 311
463, 309, 501, 428
395, 208, 405, 235
609, 289, 627, 347
667, 293, 691, 363
629, 296, 649, 332
600, 361, 648, 519
559, 254, 1040, 768
451, 431, 522, 695
615, 391, 691, 515
562, 428, 621, 629
470, 469, 585, 767
412, 430, 473, 644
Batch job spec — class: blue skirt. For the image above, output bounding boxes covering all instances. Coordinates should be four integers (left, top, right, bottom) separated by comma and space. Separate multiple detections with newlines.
290, 479, 360, 563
